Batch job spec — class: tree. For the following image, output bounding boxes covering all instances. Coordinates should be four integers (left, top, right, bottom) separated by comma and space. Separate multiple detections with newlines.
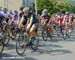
56, 0, 71, 13
37, 0, 57, 14
37, 0, 72, 14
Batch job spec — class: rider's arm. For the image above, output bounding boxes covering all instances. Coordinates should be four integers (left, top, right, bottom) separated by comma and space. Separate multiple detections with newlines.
18, 12, 23, 25
18, 16, 24, 28
29, 15, 33, 25
18, 13, 21, 25
48, 16, 52, 24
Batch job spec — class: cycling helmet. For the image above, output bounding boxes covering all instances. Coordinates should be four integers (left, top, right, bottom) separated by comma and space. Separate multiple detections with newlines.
23, 7, 30, 12
43, 9, 47, 12
2, 7, 8, 11
65, 11, 69, 15
20, 6, 24, 10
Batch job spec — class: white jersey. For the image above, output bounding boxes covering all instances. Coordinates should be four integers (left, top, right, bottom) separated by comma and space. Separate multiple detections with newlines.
64, 15, 71, 25
1, 11, 14, 25
1, 11, 10, 18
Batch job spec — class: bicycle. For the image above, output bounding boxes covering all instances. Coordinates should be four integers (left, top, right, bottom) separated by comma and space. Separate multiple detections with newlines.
41, 23, 53, 41
16, 26, 39, 56
2, 21, 17, 45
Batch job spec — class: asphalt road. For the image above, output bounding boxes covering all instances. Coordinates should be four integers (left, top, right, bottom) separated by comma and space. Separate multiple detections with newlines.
0, 29, 75, 60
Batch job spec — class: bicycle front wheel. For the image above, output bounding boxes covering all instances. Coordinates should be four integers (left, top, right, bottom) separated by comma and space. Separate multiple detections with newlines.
3, 32, 10, 45
42, 30, 48, 41
16, 33, 28, 56
0, 37, 4, 54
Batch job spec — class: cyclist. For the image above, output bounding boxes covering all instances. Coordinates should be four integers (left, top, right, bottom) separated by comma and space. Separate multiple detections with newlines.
1, 7, 10, 21
13, 10, 18, 24
58, 13, 64, 26
1, 7, 14, 39
70, 13, 74, 25
40, 9, 50, 25
40, 9, 53, 34
64, 12, 71, 35
18, 7, 38, 38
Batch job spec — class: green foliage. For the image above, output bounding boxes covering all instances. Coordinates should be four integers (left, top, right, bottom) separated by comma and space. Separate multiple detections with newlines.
37, 0, 74, 14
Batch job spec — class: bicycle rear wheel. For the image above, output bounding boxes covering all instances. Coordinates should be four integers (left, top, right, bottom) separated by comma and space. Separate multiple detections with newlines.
31, 36, 39, 51
42, 30, 48, 41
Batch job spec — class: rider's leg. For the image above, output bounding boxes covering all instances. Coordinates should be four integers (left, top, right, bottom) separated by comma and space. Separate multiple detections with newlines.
18, 18, 23, 29
66, 25, 69, 32
30, 23, 38, 38
6, 25, 14, 38
26, 23, 32, 37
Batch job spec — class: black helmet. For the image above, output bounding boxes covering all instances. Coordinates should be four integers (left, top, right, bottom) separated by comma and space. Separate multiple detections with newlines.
20, 6, 24, 10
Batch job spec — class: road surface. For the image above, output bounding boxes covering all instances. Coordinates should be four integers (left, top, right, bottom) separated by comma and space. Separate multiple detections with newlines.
0, 29, 75, 60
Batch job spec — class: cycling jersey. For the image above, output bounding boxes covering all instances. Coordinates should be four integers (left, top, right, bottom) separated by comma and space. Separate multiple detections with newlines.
64, 15, 71, 25
69, 15, 74, 22
1, 11, 10, 18
22, 13, 38, 25
0, 13, 5, 23
55, 14, 59, 21
0, 13, 4, 17
14, 14, 18, 21
58, 15, 64, 25
41, 14, 50, 24
18, 12, 24, 18
64, 15, 70, 23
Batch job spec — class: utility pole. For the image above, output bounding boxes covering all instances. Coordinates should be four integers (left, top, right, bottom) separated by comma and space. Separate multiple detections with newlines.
27, 0, 28, 7
7, 0, 8, 8
34, 0, 38, 15
4, 0, 6, 7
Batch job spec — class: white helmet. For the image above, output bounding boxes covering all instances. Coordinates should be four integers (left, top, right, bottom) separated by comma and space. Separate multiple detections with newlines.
42, 9, 48, 15
43, 9, 47, 13
43, 9, 47, 12
23, 7, 30, 12
65, 11, 69, 15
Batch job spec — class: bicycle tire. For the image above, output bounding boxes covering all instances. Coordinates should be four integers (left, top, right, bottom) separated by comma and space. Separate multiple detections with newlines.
3, 32, 10, 45
16, 33, 28, 56
0, 37, 4, 54
31, 37, 39, 51
42, 30, 47, 41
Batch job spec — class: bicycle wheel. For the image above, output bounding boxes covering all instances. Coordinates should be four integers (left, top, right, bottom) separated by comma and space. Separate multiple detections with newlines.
60, 26, 66, 40
0, 36, 4, 54
61, 30, 66, 40
31, 36, 39, 51
16, 33, 28, 56
3, 31, 10, 45
47, 26, 53, 40
47, 32, 53, 40
42, 30, 47, 41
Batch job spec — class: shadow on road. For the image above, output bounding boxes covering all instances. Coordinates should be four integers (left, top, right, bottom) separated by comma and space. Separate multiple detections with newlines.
30, 43, 72, 56
0, 53, 13, 59
38, 44, 63, 48
31, 48, 72, 56
0, 53, 37, 60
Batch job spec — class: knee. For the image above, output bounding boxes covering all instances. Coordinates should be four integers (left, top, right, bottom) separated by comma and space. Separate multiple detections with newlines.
30, 27, 33, 33
30, 25, 36, 33
26, 24, 31, 32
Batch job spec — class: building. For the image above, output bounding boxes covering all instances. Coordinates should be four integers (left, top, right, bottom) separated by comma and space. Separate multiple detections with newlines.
22, 0, 34, 7
0, 0, 34, 11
